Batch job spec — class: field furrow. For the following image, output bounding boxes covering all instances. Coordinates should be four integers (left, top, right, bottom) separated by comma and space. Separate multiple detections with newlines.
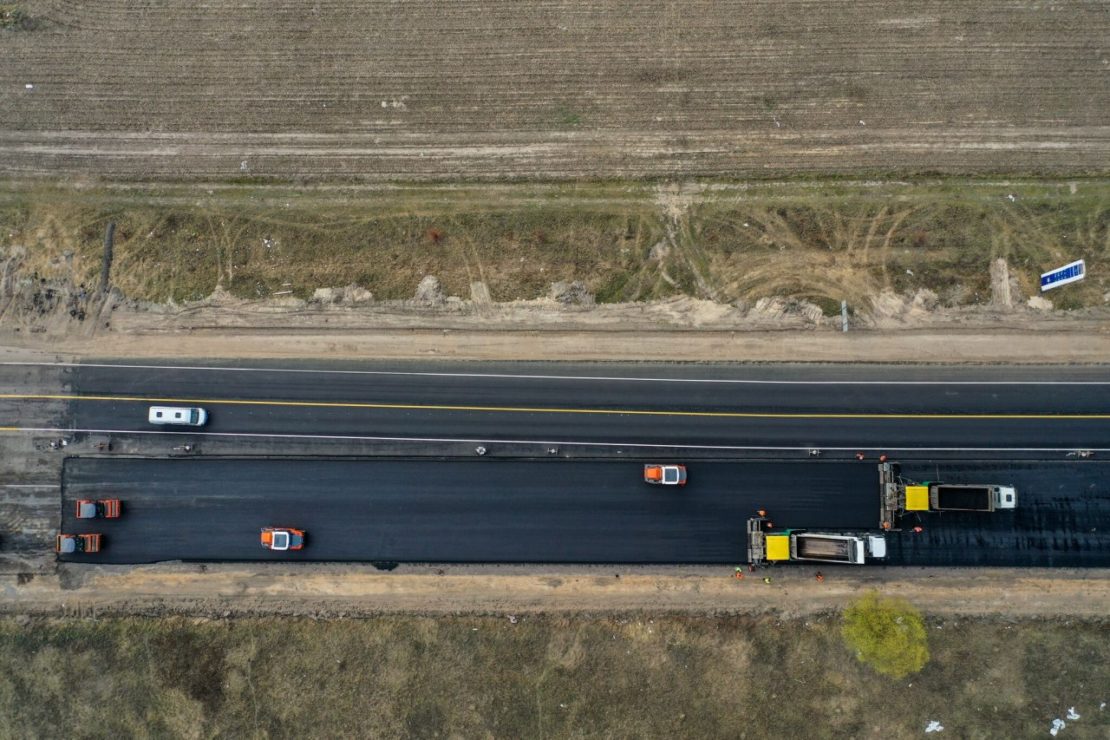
1, 0, 1106, 180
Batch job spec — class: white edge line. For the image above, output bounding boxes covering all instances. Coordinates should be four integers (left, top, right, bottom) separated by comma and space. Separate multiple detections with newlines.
14, 427, 1110, 453
2, 360, 1109, 385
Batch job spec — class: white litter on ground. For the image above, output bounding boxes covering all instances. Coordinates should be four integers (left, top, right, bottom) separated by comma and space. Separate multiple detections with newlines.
24, 83, 33, 89
1050, 718, 1066, 736
924, 720, 944, 733
1066, 707, 1080, 720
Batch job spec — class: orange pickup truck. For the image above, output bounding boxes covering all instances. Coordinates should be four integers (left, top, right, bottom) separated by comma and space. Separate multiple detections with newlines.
261, 527, 306, 551
643, 464, 688, 486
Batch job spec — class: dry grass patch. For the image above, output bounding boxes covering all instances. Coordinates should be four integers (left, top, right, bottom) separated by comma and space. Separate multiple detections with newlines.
0, 615, 1107, 738
0, 180, 1106, 311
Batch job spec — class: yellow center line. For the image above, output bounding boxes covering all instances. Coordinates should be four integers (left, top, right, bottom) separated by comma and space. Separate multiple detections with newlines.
1, 393, 1108, 420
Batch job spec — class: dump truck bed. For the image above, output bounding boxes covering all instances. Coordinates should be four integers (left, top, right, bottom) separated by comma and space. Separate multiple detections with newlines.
792, 534, 860, 563
930, 485, 993, 511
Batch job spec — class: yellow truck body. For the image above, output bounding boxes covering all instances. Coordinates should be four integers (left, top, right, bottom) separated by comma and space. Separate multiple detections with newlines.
764, 534, 792, 561
904, 485, 931, 511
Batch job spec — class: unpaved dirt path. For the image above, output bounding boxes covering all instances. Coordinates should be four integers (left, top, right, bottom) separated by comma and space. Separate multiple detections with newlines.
5, 566, 1109, 618
4, 319, 1110, 363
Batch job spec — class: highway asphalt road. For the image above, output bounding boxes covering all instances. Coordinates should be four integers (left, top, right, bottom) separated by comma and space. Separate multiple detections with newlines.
59, 458, 1110, 566
42, 361, 1110, 452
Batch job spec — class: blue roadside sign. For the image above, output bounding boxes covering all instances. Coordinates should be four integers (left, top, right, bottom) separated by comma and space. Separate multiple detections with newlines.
1040, 259, 1085, 291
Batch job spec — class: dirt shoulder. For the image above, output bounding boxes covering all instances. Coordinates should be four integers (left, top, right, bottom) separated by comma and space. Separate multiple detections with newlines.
4, 321, 1110, 363
5, 565, 1109, 618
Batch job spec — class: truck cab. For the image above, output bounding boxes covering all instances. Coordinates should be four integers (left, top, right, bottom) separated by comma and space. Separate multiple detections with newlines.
995, 486, 1018, 508
643, 464, 687, 486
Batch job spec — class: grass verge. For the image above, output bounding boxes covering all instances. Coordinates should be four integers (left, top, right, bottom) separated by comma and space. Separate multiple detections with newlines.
0, 179, 1106, 308
0, 614, 1106, 738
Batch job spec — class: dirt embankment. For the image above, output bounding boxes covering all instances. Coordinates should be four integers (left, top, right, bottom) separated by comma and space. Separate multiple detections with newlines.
1, 179, 1108, 363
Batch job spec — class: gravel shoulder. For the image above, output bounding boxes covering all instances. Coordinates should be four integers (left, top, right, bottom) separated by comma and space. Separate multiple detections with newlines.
4, 322, 1110, 363
4, 565, 1109, 618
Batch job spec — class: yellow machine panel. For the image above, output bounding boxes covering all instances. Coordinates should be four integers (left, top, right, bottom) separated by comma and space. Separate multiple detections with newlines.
765, 534, 791, 561
905, 485, 931, 511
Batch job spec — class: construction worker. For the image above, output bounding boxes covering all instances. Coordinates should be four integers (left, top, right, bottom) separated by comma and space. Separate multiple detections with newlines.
757, 509, 767, 518
734, 567, 744, 580
879, 454, 888, 463
855, 451, 865, 461
815, 571, 825, 583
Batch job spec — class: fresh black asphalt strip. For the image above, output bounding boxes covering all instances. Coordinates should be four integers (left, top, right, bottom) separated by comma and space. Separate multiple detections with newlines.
58, 458, 1110, 566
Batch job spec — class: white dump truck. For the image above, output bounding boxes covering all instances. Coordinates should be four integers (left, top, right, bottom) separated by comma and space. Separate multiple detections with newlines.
880, 462, 1017, 528
746, 517, 887, 566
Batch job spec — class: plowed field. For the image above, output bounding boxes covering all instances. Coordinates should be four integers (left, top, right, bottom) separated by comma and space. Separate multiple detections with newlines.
2, 1, 1108, 180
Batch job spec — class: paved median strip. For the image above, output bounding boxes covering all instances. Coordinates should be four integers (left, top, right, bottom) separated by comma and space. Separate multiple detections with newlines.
2, 393, 1110, 420
3, 426, 1108, 453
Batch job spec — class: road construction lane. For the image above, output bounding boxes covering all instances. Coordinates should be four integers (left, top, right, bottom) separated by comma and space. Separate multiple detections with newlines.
58, 458, 1110, 566
890, 460, 1110, 567
59, 458, 879, 564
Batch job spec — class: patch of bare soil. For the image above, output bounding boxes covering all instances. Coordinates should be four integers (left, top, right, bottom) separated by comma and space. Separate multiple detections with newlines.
2, 271, 1109, 363
4, 565, 1109, 619
1, 1, 1107, 180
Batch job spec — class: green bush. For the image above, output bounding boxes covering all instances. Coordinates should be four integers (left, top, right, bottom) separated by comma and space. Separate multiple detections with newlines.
841, 592, 929, 679
0, 5, 36, 31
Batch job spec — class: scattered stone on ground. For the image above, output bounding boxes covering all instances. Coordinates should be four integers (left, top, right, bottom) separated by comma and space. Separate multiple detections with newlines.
748, 296, 825, 324
414, 275, 446, 305
310, 285, 373, 305
549, 280, 595, 306
1028, 295, 1054, 311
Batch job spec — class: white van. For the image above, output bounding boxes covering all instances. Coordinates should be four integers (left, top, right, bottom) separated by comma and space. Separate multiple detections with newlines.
148, 406, 207, 426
